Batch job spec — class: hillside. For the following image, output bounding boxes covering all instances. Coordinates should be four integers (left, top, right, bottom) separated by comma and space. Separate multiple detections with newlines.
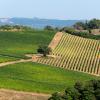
0, 62, 99, 94
37, 32, 100, 76
0, 30, 55, 62
0, 30, 99, 94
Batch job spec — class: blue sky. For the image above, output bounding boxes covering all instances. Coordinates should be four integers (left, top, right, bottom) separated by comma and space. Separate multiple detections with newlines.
0, 0, 100, 20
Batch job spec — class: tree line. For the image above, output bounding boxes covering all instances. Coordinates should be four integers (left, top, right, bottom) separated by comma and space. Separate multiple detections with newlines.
44, 19, 100, 31
0, 25, 33, 31
73, 19, 100, 30
0, 19, 99, 40
44, 19, 100, 40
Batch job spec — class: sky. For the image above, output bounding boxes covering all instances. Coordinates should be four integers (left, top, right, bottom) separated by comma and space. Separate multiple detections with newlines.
0, 0, 100, 20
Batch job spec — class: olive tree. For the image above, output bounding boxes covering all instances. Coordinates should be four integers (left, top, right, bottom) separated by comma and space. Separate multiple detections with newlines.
37, 45, 52, 57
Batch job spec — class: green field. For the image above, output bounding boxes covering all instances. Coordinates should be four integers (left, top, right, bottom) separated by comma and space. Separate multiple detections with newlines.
0, 30, 99, 94
0, 55, 19, 63
0, 30, 55, 63
0, 30, 55, 56
0, 62, 99, 93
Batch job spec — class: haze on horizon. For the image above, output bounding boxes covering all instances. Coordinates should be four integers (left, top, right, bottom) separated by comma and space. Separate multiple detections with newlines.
0, 0, 100, 20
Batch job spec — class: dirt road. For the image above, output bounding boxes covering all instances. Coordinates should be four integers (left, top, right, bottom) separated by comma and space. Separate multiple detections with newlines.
0, 89, 50, 100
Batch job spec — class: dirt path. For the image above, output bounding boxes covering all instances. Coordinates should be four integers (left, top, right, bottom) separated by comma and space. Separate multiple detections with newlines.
0, 89, 50, 100
49, 32, 63, 50
0, 59, 32, 67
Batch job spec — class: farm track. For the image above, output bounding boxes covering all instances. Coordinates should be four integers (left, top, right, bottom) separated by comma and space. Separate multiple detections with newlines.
0, 59, 32, 67
0, 89, 50, 100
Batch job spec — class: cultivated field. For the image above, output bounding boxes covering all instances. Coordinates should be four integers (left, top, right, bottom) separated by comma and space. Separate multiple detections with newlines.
0, 62, 99, 94
0, 30, 99, 95
38, 32, 100, 76
0, 30, 55, 63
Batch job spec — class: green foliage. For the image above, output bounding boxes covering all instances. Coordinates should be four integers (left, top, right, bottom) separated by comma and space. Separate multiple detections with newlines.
87, 19, 100, 29
60, 27, 100, 40
0, 25, 33, 31
48, 92, 62, 100
73, 19, 100, 30
64, 87, 80, 100
61, 29, 100, 40
37, 45, 52, 56
60, 19, 100, 40
49, 80, 100, 100
73, 22, 86, 30
74, 82, 84, 92
60, 27, 75, 33
44, 26, 54, 31
44, 25, 60, 32
73, 32, 100, 40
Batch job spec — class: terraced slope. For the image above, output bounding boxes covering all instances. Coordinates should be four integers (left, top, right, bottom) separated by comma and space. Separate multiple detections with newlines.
37, 32, 100, 76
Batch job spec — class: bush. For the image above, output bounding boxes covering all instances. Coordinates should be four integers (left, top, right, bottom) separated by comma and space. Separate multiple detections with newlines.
49, 80, 100, 100
44, 26, 54, 31
37, 45, 52, 57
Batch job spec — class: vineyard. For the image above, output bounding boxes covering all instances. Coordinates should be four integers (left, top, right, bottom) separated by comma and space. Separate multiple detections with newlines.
37, 32, 100, 76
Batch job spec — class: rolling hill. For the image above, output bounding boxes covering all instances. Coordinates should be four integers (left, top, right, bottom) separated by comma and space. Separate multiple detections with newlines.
0, 30, 99, 94
0, 62, 99, 94
0, 30, 55, 62
37, 32, 100, 76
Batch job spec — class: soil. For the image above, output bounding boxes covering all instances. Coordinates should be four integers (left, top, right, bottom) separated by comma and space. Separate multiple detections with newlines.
49, 32, 63, 50
0, 89, 50, 100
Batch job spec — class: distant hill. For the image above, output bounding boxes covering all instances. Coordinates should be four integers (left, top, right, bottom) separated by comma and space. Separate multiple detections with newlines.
0, 18, 84, 29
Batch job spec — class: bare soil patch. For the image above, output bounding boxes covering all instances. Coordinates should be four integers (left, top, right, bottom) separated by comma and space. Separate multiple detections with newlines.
0, 89, 50, 100
49, 32, 63, 50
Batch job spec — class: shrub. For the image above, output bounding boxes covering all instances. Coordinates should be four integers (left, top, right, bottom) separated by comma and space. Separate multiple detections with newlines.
37, 45, 52, 57
49, 80, 100, 100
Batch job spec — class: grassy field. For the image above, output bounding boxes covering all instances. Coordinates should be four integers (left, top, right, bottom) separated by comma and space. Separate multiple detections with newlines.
0, 30, 55, 56
0, 55, 19, 63
0, 30, 99, 94
0, 62, 99, 94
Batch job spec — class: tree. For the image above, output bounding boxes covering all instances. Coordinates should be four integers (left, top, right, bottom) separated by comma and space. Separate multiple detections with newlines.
44, 26, 54, 31
60, 27, 75, 33
88, 80, 100, 100
37, 45, 52, 57
95, 89, 100, 100
74, 81, 84, 92
48, 80, 100, 100
73, 19, 100, 30
48, 92, 62, 100
87, 19, 100, 29
13, 25, 21, 30
73, 22, 86, 30
0, 25, 12, 30
65, 88, 80, 100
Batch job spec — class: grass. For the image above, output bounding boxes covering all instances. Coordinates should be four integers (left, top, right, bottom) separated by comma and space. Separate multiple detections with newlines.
0, 30, 99, 94
0, 62, 99, 94
0, 55, 19, 63
0, 30, 55, 57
